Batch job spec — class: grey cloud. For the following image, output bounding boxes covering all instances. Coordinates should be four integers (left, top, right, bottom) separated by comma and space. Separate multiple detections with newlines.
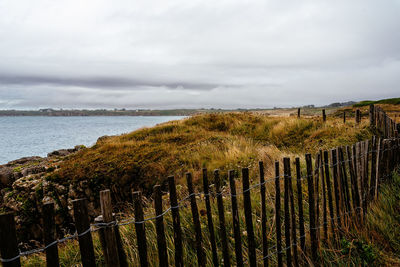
0, 0, 399, 109
0, 74, 221, 90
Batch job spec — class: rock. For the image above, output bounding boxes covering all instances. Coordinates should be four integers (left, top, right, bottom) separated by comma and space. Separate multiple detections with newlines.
47, 149, 72, 157
0, 167, 15, 186
21, 166, 46, 177
47, 145, 85, 157
5, 156, 42, 166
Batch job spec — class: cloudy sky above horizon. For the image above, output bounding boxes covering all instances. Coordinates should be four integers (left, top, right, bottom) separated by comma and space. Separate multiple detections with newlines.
1, 0, 400, 109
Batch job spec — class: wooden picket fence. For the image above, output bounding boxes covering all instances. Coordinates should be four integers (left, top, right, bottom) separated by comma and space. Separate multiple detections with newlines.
0, 105, 399, 267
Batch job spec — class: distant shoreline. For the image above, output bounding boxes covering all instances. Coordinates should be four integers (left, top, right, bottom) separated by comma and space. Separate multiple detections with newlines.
0, 103, 355, 117
0, 109, 206, 117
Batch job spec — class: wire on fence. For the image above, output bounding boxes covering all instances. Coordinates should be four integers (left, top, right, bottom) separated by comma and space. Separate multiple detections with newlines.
0, 142, 397, 263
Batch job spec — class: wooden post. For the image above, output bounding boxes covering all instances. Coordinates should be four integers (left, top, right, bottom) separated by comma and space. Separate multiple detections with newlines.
242, 168, 257, 267
330, 149, 342, 231
336, 148, 346, 215
275, 161, 283, 267
202, 169, 219, 267
306, 154, 318, 262
259, 161, 269, 267
376, 139, 384, 195
314, 154, 321, 242
350, 145, 361, 220
285, 158, 299, 267
186, 173, 206, 267
154, 185, 168, 267
356, 142, 364, 217
43, 202, 59, 267
132, 191, 148, 267
0, 213, 21, 267
283, 158, 292, 267
356, 109, 361, 124
343, 111, 346, 123
322, 109, 326, 122
295, 158, 305, 253
323, 151, 336, 240
168, 176, 184, 267
363, 140, 370, 210
100, 190, 120, 267
369, 104, 375, 126
214, 170, 230, 267
298, 108, 301, 118
320, 152, 328, 242
338, 147, 351, 213
228, 170, 244, 267
72, 199, 96, 267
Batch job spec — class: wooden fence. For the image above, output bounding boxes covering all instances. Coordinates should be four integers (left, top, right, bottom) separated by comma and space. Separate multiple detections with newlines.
370, 104, 399, 138
1, 106, 399, 267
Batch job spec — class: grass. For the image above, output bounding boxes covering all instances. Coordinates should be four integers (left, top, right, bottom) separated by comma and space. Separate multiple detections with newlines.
47, 112, 373, 200
320, 170, 400, 266
353, 98, 400, 107
22, 168, 400, 266
11, 104, 400, 266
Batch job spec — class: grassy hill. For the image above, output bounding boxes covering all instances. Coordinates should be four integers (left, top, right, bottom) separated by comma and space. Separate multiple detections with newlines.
49, 112, 372, 198
3, 108, 400, 266
353, 97, 400, 107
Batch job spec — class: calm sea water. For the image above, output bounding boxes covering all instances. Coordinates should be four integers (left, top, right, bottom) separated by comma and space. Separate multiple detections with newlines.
0, 116, 184, 165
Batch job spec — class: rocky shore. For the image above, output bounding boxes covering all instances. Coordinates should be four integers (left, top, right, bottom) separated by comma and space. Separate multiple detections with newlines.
0, 145, 92, 249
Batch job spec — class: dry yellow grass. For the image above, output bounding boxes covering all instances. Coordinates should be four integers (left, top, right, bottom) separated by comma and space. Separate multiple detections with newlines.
47, 112, 374, 200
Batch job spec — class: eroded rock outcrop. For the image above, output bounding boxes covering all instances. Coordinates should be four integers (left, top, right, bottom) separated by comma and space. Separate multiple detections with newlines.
0, 145, 93, 248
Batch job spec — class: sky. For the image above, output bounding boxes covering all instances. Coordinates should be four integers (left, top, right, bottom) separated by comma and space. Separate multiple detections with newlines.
0, 0, 399, 109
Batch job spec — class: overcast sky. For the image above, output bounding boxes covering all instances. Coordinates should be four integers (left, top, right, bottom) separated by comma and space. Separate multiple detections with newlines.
0, 0, 399, 109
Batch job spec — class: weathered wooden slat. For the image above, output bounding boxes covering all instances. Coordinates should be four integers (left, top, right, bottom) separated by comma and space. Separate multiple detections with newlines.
323, 151, 336, 240
314, 153, 321, 242
242, 168, 257, 267
154, 185, 168, 267
286, 158, 299, 267
43, 202, 59, 267
350, 145, 362, 222
306, 154, 318, 262
283, 158, 292, 267
319, 152, 328, 242
228, 170, 244, 267
168, 176, 184, 267
214, 170, 230, 267
259, 161, 269, 267
363, 140, 370, 210
100, 190, 121, 267
338, 147, 351, 213
186, 172, 206, 267
72, 199, 96, 267
0, 213, 21, 267
330, 149, 342, 231
295, 158, 305, 252
275, 161, 283, 267
132, 191, 148, 267
202, 169, 219, 267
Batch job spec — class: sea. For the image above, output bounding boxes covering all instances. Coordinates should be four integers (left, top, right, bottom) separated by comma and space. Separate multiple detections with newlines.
0, 116, 184, 165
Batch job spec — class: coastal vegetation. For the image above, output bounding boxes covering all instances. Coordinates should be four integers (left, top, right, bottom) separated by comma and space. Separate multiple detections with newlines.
1, 101, 399, 266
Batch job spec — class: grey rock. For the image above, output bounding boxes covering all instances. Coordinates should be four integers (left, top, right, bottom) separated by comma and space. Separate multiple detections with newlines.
0, 167, 15, 186
5, 156, 42, 166
48, 149, 72, 157
21, 166, 46, 177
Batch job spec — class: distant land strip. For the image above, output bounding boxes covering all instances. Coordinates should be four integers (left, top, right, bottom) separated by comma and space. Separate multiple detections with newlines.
0, 101, 357, 116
